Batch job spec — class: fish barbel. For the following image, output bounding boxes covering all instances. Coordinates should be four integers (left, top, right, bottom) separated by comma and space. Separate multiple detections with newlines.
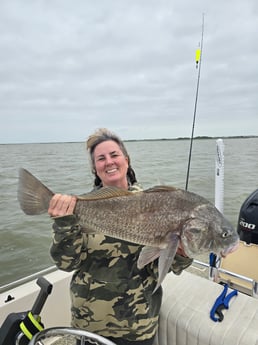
18, 168, 239, 290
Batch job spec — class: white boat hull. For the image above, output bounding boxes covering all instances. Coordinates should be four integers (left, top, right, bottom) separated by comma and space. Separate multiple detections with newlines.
1, 267, 258, 345
0, 269, 72, 329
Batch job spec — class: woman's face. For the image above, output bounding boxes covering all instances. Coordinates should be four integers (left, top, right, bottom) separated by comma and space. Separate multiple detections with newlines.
93, 140, 129, 189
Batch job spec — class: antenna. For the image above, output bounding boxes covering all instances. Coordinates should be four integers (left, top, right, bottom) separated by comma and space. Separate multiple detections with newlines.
185, 13, 205, 191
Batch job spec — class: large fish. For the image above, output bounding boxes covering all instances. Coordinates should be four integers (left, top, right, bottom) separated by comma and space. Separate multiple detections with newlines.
18, 168, 239, 290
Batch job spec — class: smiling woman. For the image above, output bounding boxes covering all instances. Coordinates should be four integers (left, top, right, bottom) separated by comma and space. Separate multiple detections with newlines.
92, 142, 129, 188
46, 128, 193, 345
86, 128, 137, 189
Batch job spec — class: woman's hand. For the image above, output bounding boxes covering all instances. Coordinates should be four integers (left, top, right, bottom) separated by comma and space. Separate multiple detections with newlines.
48, 194, 77, 217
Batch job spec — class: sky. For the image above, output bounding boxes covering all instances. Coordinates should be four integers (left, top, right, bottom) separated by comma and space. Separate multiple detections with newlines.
0, 0, 257, 143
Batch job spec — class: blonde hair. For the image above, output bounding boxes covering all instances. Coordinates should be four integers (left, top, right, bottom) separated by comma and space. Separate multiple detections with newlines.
86, 128, 137, 187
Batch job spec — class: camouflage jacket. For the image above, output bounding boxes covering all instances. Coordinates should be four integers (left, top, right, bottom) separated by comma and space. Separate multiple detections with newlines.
50, 184, 193, 342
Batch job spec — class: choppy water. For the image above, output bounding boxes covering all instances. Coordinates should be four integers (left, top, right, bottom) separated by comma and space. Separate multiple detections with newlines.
0, 138, 257, 286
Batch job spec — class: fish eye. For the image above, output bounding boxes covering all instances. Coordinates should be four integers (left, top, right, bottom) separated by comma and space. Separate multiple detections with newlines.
222, 231, 229, 238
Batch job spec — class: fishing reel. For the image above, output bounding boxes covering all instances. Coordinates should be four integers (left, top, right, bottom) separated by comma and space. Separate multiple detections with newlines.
0, 276, 52, 345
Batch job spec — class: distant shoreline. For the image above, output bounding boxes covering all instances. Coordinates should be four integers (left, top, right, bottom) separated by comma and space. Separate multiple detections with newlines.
1, 135, 257, 145
125, 135, 258, 142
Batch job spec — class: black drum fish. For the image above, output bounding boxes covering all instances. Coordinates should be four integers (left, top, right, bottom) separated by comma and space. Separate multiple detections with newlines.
18, 168, 239, 290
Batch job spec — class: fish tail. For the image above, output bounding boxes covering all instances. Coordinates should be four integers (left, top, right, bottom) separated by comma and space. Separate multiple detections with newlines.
18, 168, 54, 215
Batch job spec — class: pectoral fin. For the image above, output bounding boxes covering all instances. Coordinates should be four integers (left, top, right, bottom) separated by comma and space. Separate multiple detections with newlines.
137, 233, 180, 293
154, 233, 180, 293
137, 246, 161, 270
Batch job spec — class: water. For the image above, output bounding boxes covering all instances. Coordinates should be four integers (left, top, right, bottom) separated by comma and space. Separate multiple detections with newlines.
0, 138, 257, 286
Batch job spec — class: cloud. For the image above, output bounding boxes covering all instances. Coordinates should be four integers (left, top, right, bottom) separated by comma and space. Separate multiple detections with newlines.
0, 0, 257, 143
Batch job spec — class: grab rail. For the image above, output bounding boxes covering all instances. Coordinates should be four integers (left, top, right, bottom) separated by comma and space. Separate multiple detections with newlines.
192, 259, 258, 297
0, 266, 57, 294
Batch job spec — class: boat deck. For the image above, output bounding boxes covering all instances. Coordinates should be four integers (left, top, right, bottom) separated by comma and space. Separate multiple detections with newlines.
1, 243, 258, 345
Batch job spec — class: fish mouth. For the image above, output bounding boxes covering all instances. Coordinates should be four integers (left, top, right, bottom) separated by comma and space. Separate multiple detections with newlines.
220, 240, 239, 258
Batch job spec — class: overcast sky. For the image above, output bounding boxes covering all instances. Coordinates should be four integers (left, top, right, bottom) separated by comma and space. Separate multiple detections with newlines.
0, 0, 257, 143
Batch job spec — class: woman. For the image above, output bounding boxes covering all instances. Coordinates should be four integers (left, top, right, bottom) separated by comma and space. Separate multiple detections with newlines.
48, 128, 192, 345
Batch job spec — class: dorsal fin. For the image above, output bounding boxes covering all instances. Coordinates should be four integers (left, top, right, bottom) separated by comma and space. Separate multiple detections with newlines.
78, 186, 133, 201
144, 185, 178, 193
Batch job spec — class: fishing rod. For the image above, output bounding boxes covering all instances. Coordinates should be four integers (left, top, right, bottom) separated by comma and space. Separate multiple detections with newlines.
185, 13, 205, 191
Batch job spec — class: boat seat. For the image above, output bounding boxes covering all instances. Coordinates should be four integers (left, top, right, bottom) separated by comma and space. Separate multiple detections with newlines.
155, 270, 258, 345
219, 240, 258, 296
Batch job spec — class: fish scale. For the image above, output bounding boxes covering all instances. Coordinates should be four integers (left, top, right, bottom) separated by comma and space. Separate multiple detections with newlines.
76, 198, 166, 247
79, 194, 179, 241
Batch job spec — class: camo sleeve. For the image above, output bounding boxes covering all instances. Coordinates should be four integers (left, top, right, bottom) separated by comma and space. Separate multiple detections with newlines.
50, 214, 88, 272
171, 254, 193, 275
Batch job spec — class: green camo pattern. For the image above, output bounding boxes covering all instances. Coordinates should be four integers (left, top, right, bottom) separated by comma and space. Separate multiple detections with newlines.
50, 184, 193, 341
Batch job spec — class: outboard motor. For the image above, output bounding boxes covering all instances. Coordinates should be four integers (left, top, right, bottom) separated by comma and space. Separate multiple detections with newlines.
237, 189, 258, 244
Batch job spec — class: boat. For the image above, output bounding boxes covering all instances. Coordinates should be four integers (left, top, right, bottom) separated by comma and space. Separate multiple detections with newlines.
1, 139, 258, 345
1, 244, 258, 345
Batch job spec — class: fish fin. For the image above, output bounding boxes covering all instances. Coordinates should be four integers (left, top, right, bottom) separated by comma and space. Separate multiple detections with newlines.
137, 246, 161, 269
18, 168, 54, 215
144, 185, 178, 193
153, 233, 180, 293
78, 186, 133, 201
